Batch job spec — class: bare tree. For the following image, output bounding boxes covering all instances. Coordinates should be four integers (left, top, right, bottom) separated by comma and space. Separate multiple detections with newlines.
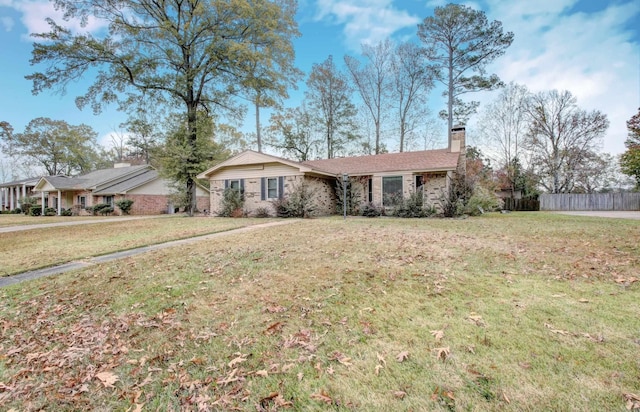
390, 42, 434, 152
306, 56, 357, 159
344, 40, 393, 154
267, 104, 321, 161
478, 82, 530, 195
524, 90, 609, 193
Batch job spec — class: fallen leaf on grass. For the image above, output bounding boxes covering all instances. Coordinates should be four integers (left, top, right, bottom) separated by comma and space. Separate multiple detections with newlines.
228, 354, 247, 368
468, 313, 485, 327
430, 330, 445, 342
396, 351, 409, 362
434, 347, 450, 362
393, 390, 407, 399
376, 352, 386, 365
544, 323, 571, 336
95, 371, 119, 388
578, 298, 589, 303
624, 393, 640, 410
375, 364, 384, 376
310, 390, 334, 405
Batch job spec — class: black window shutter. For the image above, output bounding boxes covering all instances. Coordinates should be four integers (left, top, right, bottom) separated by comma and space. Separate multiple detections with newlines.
224, 179, 229, 189
278, 176, 284, 199
261, 178, 266, 201
240, 179, 245, 192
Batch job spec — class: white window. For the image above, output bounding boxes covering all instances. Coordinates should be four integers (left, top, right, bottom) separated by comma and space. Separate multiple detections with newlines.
382, 176, 403, 206
103, 196, 114, 206
229, 179, 241, 191
78, 196, 86, 208
267, 178, 278, 199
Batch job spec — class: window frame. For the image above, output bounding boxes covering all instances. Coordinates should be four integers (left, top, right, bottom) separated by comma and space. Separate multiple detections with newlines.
267, 177, 279, 199
382, 176, 403, 206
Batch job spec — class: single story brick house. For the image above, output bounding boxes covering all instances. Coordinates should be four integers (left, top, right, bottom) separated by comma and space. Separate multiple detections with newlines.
197, 128, 466, 216
30, 163, 209, 215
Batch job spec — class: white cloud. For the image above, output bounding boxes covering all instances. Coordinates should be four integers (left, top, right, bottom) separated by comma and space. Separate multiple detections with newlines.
7, 0, 108, 39
484, 0, 640, 154
314, 0, 420, 49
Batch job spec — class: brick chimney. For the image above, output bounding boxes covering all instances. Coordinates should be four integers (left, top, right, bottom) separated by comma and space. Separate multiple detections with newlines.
450, 126, 466, 173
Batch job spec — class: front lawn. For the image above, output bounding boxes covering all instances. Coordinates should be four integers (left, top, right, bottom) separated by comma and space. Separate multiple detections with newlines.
0, 213, 638, 411
0, 216, 270, 277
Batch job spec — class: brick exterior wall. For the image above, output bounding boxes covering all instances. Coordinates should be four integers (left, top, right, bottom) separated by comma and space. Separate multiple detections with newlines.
210, 175, 336, 217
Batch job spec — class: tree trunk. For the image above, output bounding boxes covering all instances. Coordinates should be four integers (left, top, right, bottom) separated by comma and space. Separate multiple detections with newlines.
255, 97, 262, 153
186, 103, 198, 216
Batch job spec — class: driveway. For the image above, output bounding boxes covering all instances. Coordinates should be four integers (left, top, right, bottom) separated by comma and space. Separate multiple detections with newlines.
555, 211, 640, 220
0, 219, 299, 288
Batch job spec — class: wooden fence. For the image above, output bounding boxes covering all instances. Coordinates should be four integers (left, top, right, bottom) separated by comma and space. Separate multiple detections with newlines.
539, 193, 640, 211
502, 197, 540, 211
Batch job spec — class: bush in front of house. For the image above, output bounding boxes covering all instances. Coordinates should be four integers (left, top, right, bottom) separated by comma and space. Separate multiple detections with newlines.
44, 207, 57, 216
91, 203, 111, 216
61, 208, 73, 216
360, 202, 383, 217
20, 197, 38, 215
391, 190, 436, 218
464, 186, 503, 216
272, 182, 317, 218
218, 187, 245, 217
253, 207, 271, 218
115, 199, 134, 215
29, 206, 41, 216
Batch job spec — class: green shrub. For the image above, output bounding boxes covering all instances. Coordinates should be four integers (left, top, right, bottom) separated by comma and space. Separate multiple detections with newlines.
271, 182, 317, 218
20, 197, 38, 215
44, 207, 57, 216
464, 186, 503, 216
115, 199, 135, 215
91, 203, 111, 216
360, 202, 383, 217
218, 188, 245, 217
391, 190, 435, 218
99, 207, 114, 216
11, 208, 22, 214
29, 206, 41, 216
61, 208, 73, 216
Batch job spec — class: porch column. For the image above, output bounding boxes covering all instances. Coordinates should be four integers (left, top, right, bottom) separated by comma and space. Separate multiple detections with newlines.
10, 186, 14, 210
41, 191, 45, 216
58, 190, 62, 215
16, 186, 21, 208
22, 183, 26, 199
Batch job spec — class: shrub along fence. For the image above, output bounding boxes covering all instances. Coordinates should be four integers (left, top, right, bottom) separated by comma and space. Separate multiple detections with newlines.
539, 193, 640, 211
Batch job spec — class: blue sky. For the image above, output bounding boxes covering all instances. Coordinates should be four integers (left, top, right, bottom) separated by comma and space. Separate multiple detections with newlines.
0, 0, 639, 162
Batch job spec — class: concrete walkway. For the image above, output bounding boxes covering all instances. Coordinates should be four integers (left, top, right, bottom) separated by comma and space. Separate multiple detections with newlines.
0, 220, 299, 288
0, 215, 169, 233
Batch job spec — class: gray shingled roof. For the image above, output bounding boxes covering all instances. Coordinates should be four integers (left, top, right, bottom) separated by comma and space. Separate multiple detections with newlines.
93, 169, 159, 195
302, 149, 460, 176
0, 176, 42, 188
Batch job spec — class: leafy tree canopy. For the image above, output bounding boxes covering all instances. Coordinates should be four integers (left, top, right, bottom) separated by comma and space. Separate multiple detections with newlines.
417, 3, 513, 146
27, 0, 299, 215
0, 117, 102, 176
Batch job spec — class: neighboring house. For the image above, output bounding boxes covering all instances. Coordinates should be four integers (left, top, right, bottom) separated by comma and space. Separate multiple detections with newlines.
198, 127, 466, 216
28, 163, 209, 215
0, 177, 41, 211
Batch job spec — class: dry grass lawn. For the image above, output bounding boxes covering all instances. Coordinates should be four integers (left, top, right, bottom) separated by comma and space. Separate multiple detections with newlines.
0, 214, 108, 227
0, 212, 639, 411
0, 216, 269, 276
